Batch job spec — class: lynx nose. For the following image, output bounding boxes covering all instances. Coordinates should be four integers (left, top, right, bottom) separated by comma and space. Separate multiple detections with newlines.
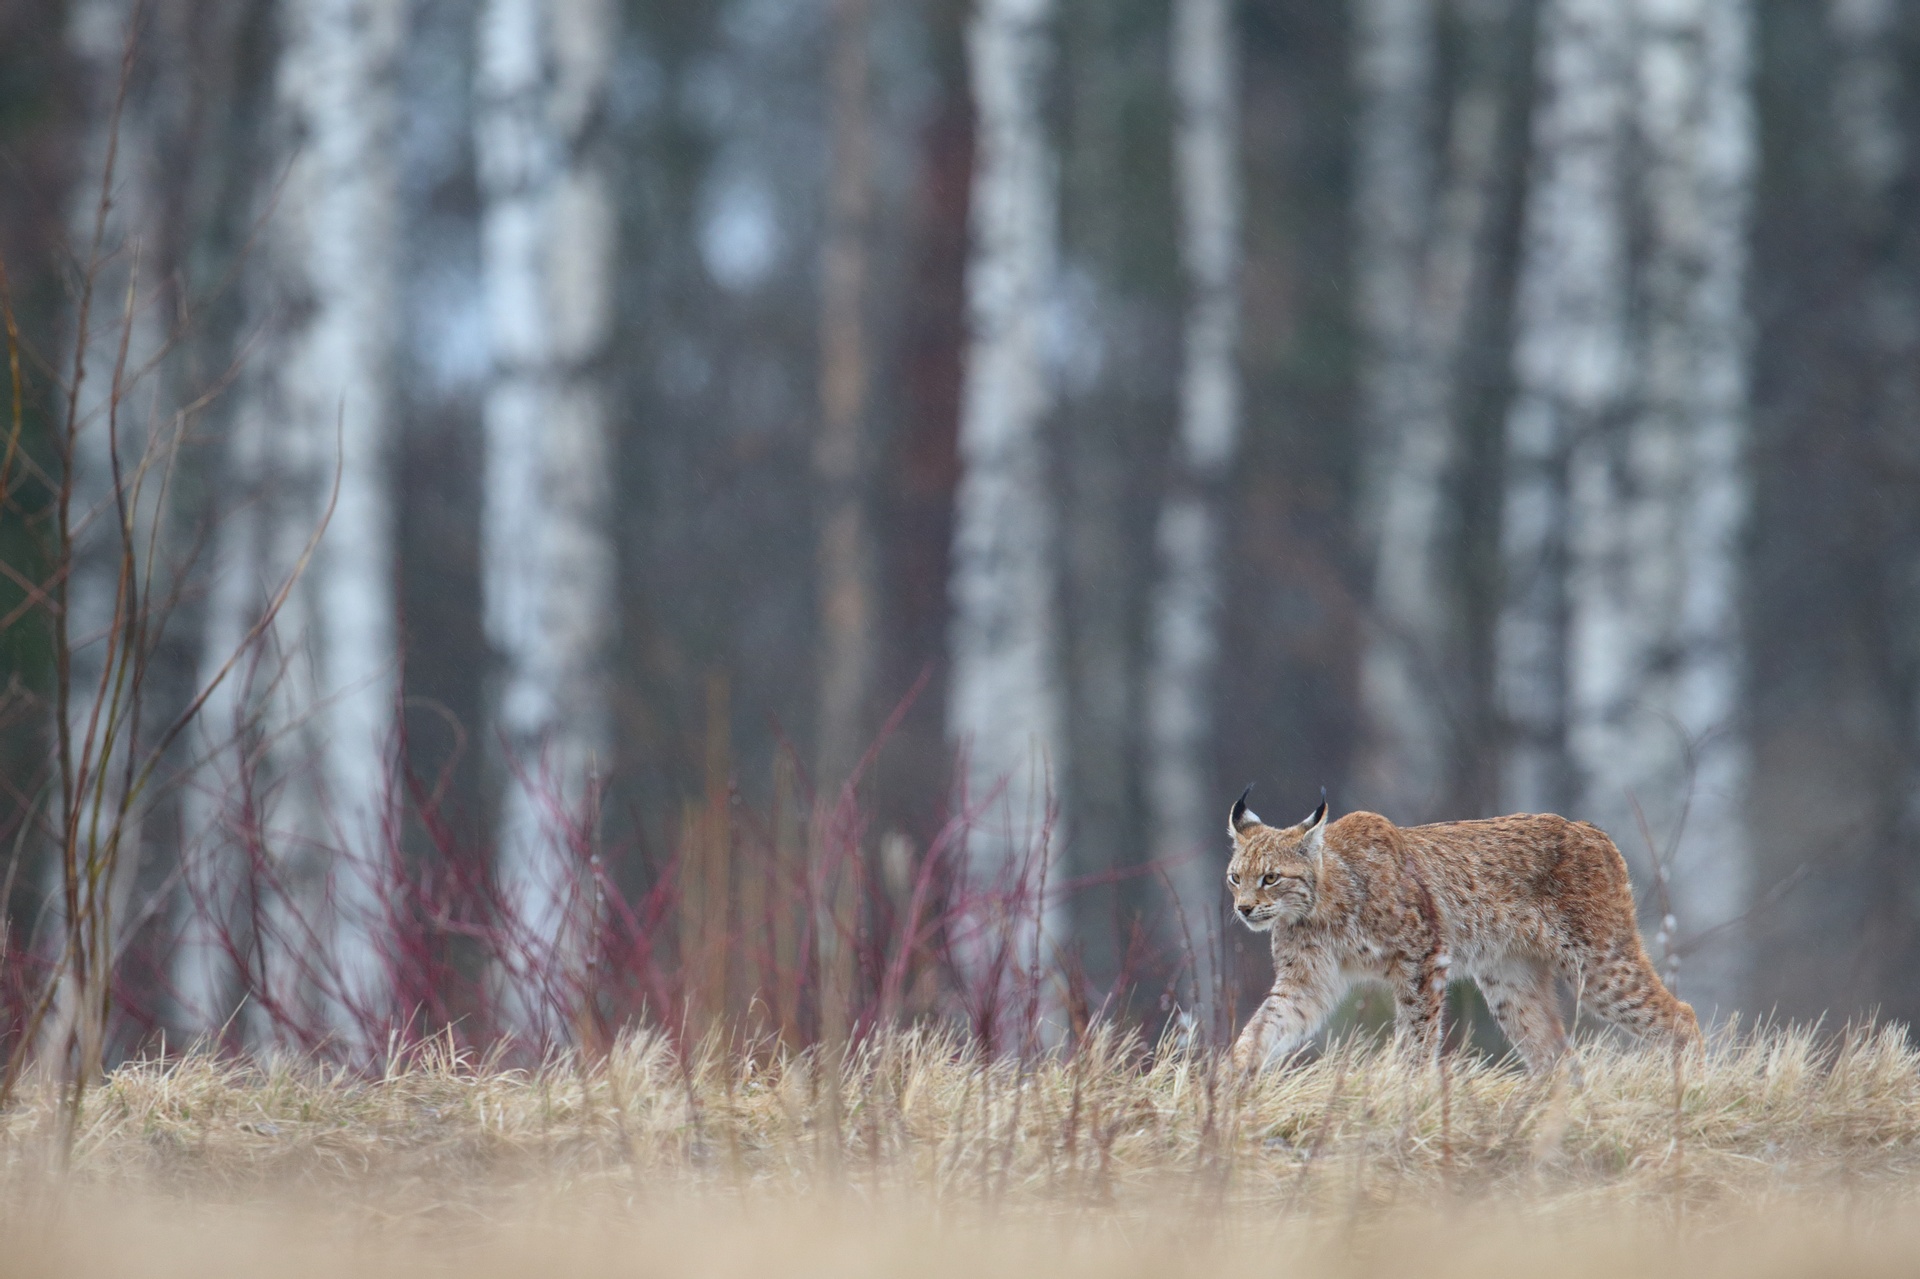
1236, 903, 1256, 917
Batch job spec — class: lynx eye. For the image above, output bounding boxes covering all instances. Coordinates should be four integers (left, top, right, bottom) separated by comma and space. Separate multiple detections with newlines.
1260, 873, 1280, 887
1226, 872, 1240, 886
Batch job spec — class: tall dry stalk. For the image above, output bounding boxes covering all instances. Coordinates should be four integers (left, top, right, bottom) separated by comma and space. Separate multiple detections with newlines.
7, 7, 183, 1125
0, 23, 336, 1138
814, 0, 878, 800
0, 6, 381, 1115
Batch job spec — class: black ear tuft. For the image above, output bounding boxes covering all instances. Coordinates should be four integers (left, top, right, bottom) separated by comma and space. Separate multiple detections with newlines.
1304, 798, 1328, 829
1230, 784, 1262, 832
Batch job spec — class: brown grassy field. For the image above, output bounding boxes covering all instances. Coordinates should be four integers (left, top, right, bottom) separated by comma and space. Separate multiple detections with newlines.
4, 1022, 1920, 1276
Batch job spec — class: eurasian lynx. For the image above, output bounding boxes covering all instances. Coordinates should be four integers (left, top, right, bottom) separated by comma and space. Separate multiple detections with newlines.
1226, 792, 1698, 1073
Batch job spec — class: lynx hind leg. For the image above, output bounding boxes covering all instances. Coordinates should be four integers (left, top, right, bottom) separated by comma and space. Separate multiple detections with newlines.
1233, 951, 1344, 1073
1582, 942, 1701, 1052
1474, 958, 1568, 1074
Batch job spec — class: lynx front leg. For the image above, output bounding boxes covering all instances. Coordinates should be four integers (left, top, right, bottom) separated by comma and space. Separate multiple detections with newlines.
1232, 947, 1342, 1072
1391, 952, 1449, 1063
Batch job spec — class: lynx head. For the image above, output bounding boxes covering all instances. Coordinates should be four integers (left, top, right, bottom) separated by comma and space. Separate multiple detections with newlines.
1226, 788, 1328, 931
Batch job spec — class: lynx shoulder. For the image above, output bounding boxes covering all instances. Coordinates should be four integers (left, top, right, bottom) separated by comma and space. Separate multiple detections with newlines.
1224, 791, 1698, 1073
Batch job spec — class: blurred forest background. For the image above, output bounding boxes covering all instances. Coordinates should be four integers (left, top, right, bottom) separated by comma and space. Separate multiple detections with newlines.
0, 0, 1917, 1068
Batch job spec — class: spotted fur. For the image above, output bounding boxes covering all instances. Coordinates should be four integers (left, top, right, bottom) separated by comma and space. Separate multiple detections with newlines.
1226, 794, 1698, 1073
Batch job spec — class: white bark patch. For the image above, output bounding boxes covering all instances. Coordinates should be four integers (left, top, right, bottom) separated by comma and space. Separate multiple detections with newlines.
476, 0, 619, 1039
1497, 0, 1633, 816
1354, 0, 1510, 823
949, 0, 1067, 1010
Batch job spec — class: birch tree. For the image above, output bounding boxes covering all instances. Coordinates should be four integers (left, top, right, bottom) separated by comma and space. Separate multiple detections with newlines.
176, 0, 405, 1048
474, 0, 618, 1038
949, 0, 1066, 1029
1496, 0, 1631, 818
1353, 0, 1511, 823
1565, 0, 1755, 1011
1147, 0, 1240, 1023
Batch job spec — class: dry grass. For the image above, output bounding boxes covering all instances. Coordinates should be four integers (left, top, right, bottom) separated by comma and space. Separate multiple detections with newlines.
4, 1021, 1920, 1275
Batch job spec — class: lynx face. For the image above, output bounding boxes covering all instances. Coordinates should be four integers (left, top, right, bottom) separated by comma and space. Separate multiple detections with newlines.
1226, 792, 1327, 931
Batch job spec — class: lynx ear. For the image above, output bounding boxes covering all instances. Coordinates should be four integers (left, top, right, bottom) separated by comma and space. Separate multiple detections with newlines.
1300, 798, 1329, 856
1229, 784, 1262, 836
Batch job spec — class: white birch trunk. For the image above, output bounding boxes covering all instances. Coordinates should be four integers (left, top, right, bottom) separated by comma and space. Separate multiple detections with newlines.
1496, 0, 1632, 817
1351, 0, 1439, 821
1568, 0, 1755, 1014
1147, 0, 1240, 1025
1354, 0, 1509, 824
176, 0, 404, 1050
475, 0, 618, 1040
174, 487, 257, 1036
949, 0, 1065, 1039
